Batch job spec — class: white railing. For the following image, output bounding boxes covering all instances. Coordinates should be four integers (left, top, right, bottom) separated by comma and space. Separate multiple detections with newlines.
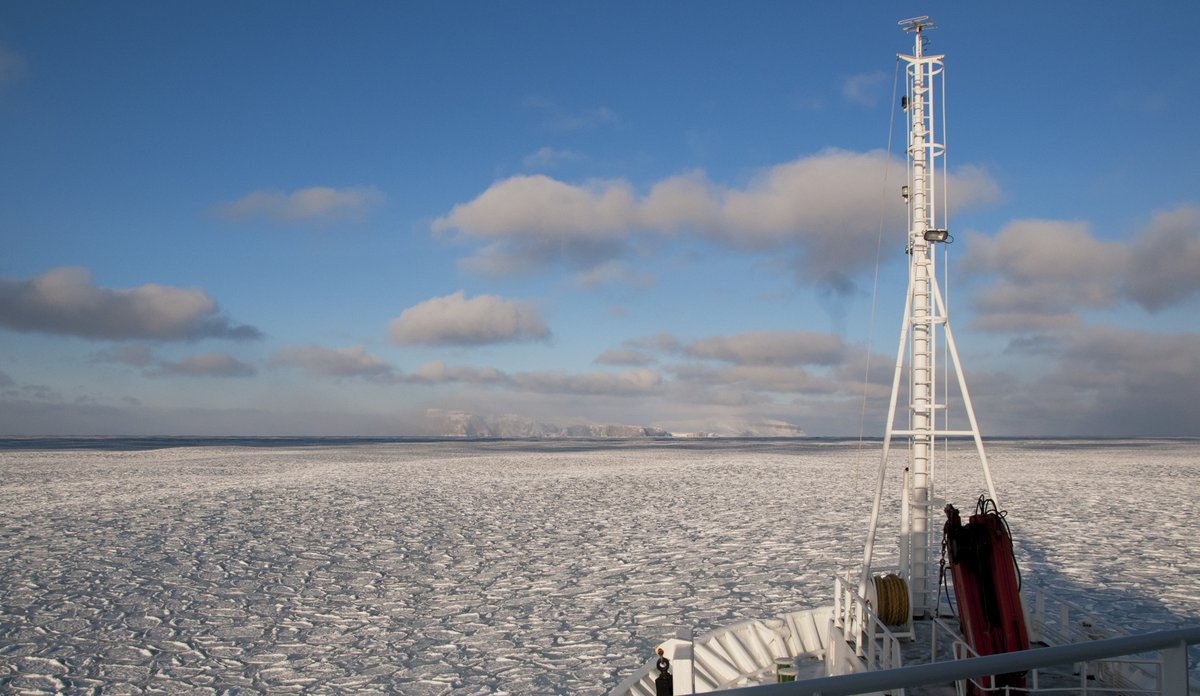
946, 636, 1182, 696
831, 573, 905, 676
930, 587, 1176, 696
1027, 585, 1125, 646
717, 626, 1200, 696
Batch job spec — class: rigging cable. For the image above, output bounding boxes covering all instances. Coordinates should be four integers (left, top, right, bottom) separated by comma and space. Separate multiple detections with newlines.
935, 46, 949, 538
852, 56, 901, 572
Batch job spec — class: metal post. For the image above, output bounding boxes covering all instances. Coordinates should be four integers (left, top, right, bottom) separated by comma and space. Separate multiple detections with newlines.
1161, 640, 1190, 696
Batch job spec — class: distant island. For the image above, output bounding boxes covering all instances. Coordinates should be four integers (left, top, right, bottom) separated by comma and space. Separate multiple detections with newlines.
422, 410, 806, 438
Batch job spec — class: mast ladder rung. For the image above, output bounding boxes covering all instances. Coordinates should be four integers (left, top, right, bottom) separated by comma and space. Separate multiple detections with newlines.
891, 429, 977, 437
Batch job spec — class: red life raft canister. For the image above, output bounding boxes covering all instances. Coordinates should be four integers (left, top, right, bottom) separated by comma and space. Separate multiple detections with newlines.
943, 497, 1029, 695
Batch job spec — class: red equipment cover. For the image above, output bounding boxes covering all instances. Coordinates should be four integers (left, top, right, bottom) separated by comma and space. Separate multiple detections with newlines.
944, 501, 1030, 694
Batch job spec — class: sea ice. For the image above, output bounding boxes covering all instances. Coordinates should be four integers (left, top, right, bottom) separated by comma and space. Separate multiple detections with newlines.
1, 439, 1197, 693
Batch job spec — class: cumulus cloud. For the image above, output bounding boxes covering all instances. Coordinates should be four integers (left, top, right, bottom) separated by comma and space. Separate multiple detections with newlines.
670, 363, 838, 394
435, 150, 1000, 284
389, 291, 549, 346
409, 361, 506, 385
427, 171, 657, 237
0, 267, 261, 341
270, 345, 396, 380
572, 261, 656, 289
593, 348, 656, 366
407, 327, 859, 404
963, 219, 1126, 331
607, 330, 847, 369
685, 331, 845, 366
92, 346, 256, 378
588, 329, 864, 402
994, 325, 1200, 435
151, 353, 257, 378
216, 186, 385, 224
964, 206, 1200, 330
1123, 205, 1200, 311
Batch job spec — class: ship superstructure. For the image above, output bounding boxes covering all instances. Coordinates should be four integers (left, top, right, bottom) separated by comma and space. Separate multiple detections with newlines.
610, 19, 1200, 696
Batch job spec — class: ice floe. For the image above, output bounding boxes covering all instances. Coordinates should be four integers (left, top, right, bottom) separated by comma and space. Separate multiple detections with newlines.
1, 439, 1197, 693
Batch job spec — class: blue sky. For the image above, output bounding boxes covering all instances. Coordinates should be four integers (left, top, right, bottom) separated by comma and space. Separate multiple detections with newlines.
2, 2, 1198, 436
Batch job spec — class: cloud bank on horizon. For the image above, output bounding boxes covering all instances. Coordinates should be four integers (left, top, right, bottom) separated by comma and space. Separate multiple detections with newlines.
1, 3, 1198, 437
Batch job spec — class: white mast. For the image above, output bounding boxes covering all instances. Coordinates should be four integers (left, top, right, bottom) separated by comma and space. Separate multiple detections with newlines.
860, 17, 999, 621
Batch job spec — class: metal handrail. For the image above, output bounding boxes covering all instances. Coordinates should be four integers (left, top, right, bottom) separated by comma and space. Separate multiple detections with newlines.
718, 626, 1200, 696
832, 574, 904, 672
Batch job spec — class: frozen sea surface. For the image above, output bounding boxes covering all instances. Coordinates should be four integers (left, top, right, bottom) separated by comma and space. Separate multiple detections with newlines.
1, 438, 1198, 694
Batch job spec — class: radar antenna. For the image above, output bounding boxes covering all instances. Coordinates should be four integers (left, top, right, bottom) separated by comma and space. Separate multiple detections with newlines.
898, 16, 935, 33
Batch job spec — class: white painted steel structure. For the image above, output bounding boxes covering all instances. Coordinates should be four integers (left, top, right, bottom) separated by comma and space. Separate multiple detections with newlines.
859, 16, 997, 620
609, 18, 1200, 696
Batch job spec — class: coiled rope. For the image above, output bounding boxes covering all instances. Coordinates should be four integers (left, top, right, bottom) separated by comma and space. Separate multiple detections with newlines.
872, 572, 910, 627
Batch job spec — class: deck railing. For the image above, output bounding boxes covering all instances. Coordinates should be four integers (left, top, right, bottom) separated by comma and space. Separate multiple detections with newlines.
1026, 585, 1125, 646
831, 573, 905, 675
717, 626, 1200, 696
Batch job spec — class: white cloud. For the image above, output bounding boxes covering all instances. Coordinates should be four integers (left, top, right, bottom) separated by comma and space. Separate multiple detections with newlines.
990, 325, 1200, 436
270, 345, 395, 380
436, 175, 636, 239
522, 147, 583, 170
671, 363, 838, 394
966, 219, 1125, 284
593, 348, 656, 366
216, 186, 385, 224
963, 219, 1126, 331
151, 353, 257, 378
405, 361, 661, 396
523, 97, 619, 132
964, 207, 1200, 330
409, 361, 506, 385
0, 267, 260, 341
571, 260, 656, 289
93, 345, 255, 378
511, 368, 661, 396
685, 331, 845, 366
389, 291, 549, 346
1123, 205, 1200, 311
841, 70, 887, 107
435, 150, 1000, 283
